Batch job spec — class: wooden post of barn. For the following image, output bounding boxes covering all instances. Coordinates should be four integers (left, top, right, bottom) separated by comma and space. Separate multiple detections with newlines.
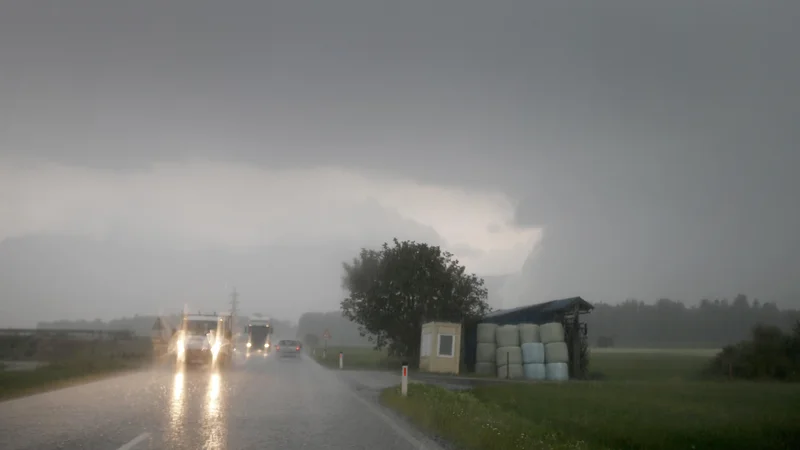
570, 305, 581, 379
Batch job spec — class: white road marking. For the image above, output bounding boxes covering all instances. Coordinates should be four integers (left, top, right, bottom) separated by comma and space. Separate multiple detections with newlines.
308, 356, 442, 450
116, 432, 150, 450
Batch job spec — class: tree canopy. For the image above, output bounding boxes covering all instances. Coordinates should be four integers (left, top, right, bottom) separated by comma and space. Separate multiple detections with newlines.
340, 239, 490, 361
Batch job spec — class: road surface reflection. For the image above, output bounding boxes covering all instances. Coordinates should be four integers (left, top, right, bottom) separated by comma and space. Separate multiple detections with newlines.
167, 370, 186, 443
204, 372, 226, 449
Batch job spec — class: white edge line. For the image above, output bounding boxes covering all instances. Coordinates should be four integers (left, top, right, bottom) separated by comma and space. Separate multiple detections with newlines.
309, 356, 439, 450
117, 432, 151, 450
347, 390, 426, 449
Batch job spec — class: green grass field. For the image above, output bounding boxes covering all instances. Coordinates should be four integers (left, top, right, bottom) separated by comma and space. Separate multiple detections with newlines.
0, 357, 146, 401
0, 336, 153, 401
374, 347, 800, 449
312, 345, 720, 381
588, 348, 718, 381
310, 345, 404, 370
382, 381, 800, 450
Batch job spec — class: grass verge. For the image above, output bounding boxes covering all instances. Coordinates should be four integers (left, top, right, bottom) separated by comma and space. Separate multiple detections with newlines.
0, 357, 147, 401
382, 382, 800, 450
311, 346, 403, 370
381, 383, 589, 450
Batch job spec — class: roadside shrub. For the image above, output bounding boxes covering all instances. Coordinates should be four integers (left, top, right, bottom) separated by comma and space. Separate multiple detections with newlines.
707, 321, 800, 381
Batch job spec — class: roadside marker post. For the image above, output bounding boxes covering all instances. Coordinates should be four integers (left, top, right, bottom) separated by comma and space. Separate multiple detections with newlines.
401, 361, 408, 396
339, 352, 343, 369
323, 329, 331, 359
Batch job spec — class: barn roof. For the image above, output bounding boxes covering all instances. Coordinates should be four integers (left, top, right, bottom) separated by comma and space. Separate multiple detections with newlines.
480, 296, 593, 322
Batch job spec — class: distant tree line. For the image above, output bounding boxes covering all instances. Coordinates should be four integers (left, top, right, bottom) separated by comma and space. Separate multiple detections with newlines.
295, 311, 373, 347
586, 294, 800, 348
38, 315, 298, 339
38, 294, 798, 352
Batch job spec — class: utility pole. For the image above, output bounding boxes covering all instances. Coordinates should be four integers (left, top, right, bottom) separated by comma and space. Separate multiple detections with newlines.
229, 287, 240, 331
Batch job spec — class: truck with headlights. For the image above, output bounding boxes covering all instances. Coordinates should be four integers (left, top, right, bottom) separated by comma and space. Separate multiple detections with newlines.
245, 317, 273, 356
174, 312, 233, 368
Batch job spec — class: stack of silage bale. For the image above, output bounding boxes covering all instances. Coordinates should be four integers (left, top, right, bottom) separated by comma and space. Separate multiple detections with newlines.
475, 323, 497, 375
495, 325, 523, 379
541, 322, 569, 381
519, 323, 546, 380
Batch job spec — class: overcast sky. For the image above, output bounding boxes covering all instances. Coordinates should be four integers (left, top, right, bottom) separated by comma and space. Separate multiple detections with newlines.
1, 1, 798, 326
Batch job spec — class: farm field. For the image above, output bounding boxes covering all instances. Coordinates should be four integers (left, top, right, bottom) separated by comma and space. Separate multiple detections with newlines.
312, 345, 720, 381
0, 336, 152, 400
318, 346, 800, 449
311, 345, 403, 370
382, 380, 800, 450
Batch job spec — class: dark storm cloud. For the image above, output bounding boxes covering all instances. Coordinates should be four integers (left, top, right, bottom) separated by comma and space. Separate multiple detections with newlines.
1, 0, 799, 324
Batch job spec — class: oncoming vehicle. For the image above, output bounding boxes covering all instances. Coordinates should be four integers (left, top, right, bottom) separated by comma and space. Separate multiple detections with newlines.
173, 312, 234, 368
275, 339, 302, 358
245, 317, 273, 356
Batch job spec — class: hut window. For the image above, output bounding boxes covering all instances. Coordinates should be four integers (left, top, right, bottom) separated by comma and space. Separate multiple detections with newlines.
437, 333, 454, 357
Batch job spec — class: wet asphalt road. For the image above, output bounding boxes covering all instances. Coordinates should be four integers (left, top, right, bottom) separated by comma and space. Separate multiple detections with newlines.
0, 353, 442, 450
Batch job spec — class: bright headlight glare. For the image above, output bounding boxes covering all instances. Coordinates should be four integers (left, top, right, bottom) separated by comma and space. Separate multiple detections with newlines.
246, 342, 252, 348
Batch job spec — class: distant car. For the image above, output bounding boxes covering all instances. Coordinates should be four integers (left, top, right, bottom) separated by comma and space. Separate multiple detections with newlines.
275, 339, 302, 358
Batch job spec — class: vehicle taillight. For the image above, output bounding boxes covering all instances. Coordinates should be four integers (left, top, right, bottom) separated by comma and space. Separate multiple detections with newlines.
296, 346, 300, 351
275, 345, 280, 350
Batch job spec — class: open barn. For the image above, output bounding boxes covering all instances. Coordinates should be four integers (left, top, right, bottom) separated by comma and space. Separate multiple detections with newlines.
463, 297, 593, 379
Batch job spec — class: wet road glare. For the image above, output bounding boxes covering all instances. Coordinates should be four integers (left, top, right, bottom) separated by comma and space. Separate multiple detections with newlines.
0, 353, 439, 450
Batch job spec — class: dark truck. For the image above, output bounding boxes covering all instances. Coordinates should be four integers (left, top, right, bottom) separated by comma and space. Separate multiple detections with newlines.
245, 318, 273, 355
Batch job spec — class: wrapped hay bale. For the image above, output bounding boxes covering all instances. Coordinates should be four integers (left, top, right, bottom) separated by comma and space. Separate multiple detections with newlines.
495, 346, 522, 366
495, 325, 520, 347
545, 362, 569, 381
475, 362, 495, 376
539, 322, 565, 344
497, 363, 524, 379
476, 343, 496, 363
521, 342, 545, 364
518, 323, 540, 343
544, 341, 569, 364
477, 323, 498, 344
523, 363, 546, 380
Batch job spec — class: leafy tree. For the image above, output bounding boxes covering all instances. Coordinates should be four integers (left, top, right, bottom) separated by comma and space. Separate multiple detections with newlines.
707, 322, 800, 381
341, 239, 490, 363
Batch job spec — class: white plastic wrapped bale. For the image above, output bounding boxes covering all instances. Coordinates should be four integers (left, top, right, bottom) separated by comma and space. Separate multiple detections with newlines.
495, 346, 522, 366
497, 363, 524, 379
476, 343, 496, 363
523, 363, 546, 380
546, 362, 569, 381
475, 362, 495, 376
495, 325, 520, 347
518, 323, 540, 343
544, 341, 569, 364
521, 342, 545, 364
476, 323, 498, 344
539, 322, 565, 344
